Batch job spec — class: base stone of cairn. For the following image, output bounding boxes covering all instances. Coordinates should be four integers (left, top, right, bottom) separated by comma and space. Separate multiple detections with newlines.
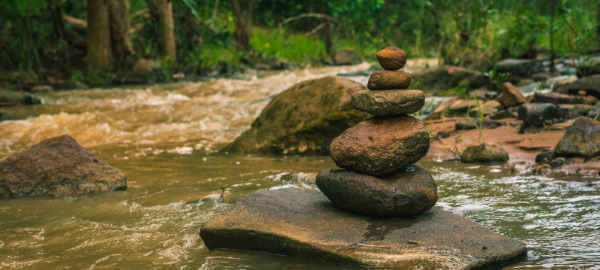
199, 47, 527, 269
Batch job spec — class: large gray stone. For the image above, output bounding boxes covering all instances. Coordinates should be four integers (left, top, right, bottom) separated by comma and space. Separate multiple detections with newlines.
0, 135, 127, 198
316, 165, 437, 217
221, 76, 369, 154
351, 90, 424, 116
330, 116, 430, 176
200, 188, 527, 269
555, 117, 600, 158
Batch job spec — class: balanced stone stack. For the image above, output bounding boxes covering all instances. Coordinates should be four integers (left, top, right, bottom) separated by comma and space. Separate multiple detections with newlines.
316, 47, 436, 217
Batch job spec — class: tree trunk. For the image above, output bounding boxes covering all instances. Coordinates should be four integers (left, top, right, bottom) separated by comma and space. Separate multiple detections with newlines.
108, 0, 135, 71
232, 0, 253, 51
146, 0, 177, 61
597, 4, 600, 47
87, 0, 112, 70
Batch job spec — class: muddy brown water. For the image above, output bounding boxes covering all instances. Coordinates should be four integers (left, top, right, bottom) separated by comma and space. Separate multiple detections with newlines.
0, 64, 598, 269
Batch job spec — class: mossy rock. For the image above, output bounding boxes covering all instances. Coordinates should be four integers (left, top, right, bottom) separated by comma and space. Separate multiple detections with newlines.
221, 76, 370, 155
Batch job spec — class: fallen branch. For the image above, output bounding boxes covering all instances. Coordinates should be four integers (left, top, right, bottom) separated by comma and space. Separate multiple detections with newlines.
278, 13, 335, 28
62, 14, 87, 32
356, 243, 392, 249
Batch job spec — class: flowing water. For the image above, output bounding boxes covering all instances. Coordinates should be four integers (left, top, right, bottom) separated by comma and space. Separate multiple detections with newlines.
0, 64, 599, 269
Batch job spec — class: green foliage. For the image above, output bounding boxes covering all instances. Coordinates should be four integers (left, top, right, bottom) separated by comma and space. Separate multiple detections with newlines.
470, 93, 485, 144
251, 28, 326, 63
439, 86, 468, 98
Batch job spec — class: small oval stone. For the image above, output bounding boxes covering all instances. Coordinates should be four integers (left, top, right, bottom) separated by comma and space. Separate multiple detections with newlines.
330, 115, 430, 176
376, 46, 407, 70
316, 165, 437, 217
351, 90, 425, 116
367, 71, 412, 90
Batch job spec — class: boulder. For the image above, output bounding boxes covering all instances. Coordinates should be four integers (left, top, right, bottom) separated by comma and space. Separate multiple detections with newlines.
200, 188, 527, 269
532, 92, 582, 105
566, 75, 600, 98
316, 165, 437, 217
412, 66, 487, 95
351, 90, 424, 116
554, 117, 600, 158
334, 49, 362, 65
496, 59, 544, 80
461, 142, 509, 163
535, 149, 555, 164
367, 71, 412, 90
455, 118, 505, 130
0, 90, 42, 107
330, 116, 430, 176
518, 103, 559, 128
500, 83, 526, 108
376, 46, 407, 70
0, 135, 127, 198
222, 76, 370, 154
588, 102, 600, 118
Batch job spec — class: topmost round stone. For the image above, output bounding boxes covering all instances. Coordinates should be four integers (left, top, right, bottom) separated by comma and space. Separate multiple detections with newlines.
376, 46, 407, 70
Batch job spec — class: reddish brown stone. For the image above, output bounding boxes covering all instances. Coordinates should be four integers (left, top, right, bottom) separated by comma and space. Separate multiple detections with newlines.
376, 46, 407, 70
351, 90, 424, 116
501, 83, 527, 107
330, 115, 430, 176
316, 165, 437, 217
367, 71, 412, 90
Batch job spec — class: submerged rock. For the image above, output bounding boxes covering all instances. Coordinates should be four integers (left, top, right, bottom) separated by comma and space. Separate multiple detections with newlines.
221, 76, 369, 154
461, 142, 509, 163
329, 116, 430, 176
0, 135, 127, 198
555, 117, 600, 158
351, 89, 424, 116
316, 165, 437, 217
200, 188, 527, 269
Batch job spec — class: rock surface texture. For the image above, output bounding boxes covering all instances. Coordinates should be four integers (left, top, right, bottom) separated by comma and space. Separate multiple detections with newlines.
351, 90, 425, 116
555, 117, 600, 158
460, 142, 510, 163
0, 135, 127, 198
200, 188, 527, 269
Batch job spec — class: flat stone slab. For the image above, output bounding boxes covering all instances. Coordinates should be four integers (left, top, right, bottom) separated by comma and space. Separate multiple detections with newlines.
200, 188, 526, 269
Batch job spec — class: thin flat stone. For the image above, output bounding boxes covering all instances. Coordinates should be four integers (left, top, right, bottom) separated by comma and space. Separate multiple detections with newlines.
200, 188, 527, 269
367, 71, 412, 90
351, 90, 425, 116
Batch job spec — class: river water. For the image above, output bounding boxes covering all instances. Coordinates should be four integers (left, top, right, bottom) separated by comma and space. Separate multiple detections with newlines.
0, 64, 599, 269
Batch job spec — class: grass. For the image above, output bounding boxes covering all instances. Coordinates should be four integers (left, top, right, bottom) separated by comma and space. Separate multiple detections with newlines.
251, 27, 327, 64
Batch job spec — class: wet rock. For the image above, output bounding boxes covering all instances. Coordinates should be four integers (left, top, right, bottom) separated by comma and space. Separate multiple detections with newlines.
412, 66, 487, 95
0, 135, 127, 198
330, 116, 430, 176
500, 83, 527, 108
460, 142, 509, 163
469, 100, 502, 116
533, 92, 582, 105
200, 188, 527, 269
557, 104, 592, 120
535, 149, 555, 164
376, 46, 407, 70
566, 75, 600, 98
448, 99, 478, 112
316, 165, 437, 217
351, 90, 424, 116
550, 157, 566, 168
0, 90, 42, 107
518, 103, 559, 128
334, 49, 362, 65
367, 70, 412, 90
455, 118, 505, 130
555, 117, 600, 158
222, 76, 370, 155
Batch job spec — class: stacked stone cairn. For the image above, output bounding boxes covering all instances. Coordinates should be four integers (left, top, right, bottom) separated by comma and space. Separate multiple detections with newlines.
316, 47, 437, 217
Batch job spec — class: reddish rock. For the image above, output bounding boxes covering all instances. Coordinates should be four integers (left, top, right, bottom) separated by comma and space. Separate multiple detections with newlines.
351, 90, 424, 116
316, 165, 437, 217
0, 135, 127, 198
367, 71, 412, 90
501, 83, 527, 107
375, 46, 407, 70
330, 116, 430, 176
